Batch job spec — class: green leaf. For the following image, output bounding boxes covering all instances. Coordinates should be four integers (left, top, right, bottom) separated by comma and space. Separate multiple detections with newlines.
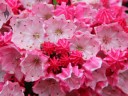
53, 0, 57, 5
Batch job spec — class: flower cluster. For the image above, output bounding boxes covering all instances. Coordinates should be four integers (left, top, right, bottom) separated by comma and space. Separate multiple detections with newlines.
0, 0, 128, 96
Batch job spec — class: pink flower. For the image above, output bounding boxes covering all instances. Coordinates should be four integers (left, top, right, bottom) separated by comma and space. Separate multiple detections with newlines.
20, 50, 48, 81
20, 0, 50, 9
44, 16, 76, 43
54, 2, 75, 20
95, 23, 128, 51
0, 45, 21, 74
32, 3, 54, 21
57, 64, 84, 91
0, 81, 24, 96
83, 57, 102, 72
11, 16, 45, 50
87, 62, 108, 90
33, 78, 65, 96
70, 34, 100, 59
59, 54, 70, 67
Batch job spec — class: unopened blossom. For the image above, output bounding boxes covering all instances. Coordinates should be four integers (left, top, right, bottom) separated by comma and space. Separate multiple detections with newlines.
54, 2, 75, 20
70, 50, 84, 66
56, 39, 70, 54
96, 6, 123, 24
104, 49, 127, 65
41, 41, 56, 55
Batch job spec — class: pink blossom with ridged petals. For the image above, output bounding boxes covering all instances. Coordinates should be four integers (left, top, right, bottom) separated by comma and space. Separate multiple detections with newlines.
20, 50, 48, 82
44, 15, 77, 43
56, 39, 70, 54
57, 64, 84, 91
41, 41, 56, 55
95, 23, 128, 51
59, 54, 70, 67
70, 34, 100, 59
11, 16, 45, 50
32, 3, 54, 21
96, 6, 123, 24
33, 78, 65, 96
0, 45, 21, 74
0, 81, 24, 96
96, 8, 116, 24
104, 49, 127, 65
48, 57, 61, 73
70, 50, 84, 66
54, 2, 75, 20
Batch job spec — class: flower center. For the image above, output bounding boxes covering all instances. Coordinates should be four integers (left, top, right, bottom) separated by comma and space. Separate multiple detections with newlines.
102, 35, 111, 44
33, 33, 40, 39
55, 29, 63, 35
76, 45, 83, 51
44, 14, 52, 20
33, 58, 41, 65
